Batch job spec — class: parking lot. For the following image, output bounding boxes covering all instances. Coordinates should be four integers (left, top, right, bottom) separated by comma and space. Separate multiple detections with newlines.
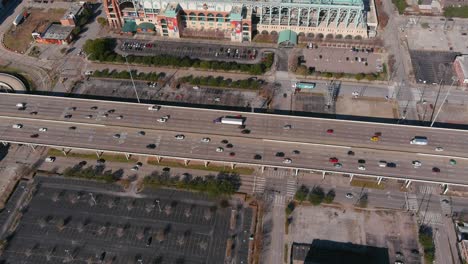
289, 206, 421, 264
409, 50, 458, 85
118, 40, 263, 63
301, 47, 383, 74
0, 176, 251, 264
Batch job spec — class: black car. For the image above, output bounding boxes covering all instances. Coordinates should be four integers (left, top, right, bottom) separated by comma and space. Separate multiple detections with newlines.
254, 154, 262, 160
107, 109, 115, 113
97, 158, 106, 165
146, 236, 153, 246
347, 150, 355, 156
386, 162, 397, 168
221, 139, 229, 144
146, 144, 156, 149
241, 129, 251, 134
29, 111, 38, 115
358, 159, 366, 164
64, 114, 72, 119
138, 131, 146, 136
30, 134, 39, 138
275, 152, 285, 157
238, 125, 246, 129
292, 150, 300, 155
79, 161, 87, 166
90, 106, 98, 110
226, 143, 233, 148
162, 167, 170, 172
69, 126, 77, 130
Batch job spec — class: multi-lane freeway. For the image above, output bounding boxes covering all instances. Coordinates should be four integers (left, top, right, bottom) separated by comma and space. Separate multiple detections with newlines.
1, 93, 468, 186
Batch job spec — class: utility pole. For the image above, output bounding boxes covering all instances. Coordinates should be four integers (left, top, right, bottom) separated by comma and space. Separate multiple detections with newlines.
122, 54, 141, 103
431, 78, 458, 127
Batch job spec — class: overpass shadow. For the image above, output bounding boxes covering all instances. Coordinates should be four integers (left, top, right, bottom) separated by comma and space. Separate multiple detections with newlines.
291, 241, 390, 264
9, 90, 468, 130
0, 0, 22, 25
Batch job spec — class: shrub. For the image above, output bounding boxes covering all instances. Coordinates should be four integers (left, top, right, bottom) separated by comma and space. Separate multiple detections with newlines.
323, 189, 336, 204
285, 201, 295, 216
308, 186, 325, 205
294, 185, 309, 202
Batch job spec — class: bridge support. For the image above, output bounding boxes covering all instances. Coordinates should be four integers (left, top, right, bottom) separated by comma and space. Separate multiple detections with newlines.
155, 156, 161, 163
294, 169, 299, 176
405, 180, 412, 189
61, 148, 71, 156
124, 153, 131, 160
204, 161, 209, 168
230, 163, 235, 169
349, 174, 354, 182
95, 151, 103, 158
322, 171, 326, 179
1, 141, 8, 146
377, 177, 383, 185
261, 166, 265, 173
184, 159, 189, 166
443, 184, 449, 195
28, 144, 36, 152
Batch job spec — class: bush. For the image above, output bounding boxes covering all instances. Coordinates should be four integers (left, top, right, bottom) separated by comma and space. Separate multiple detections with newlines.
419, 225, 435, 263
444, 6, 468, 18
308, 186, 325, 205
294, 185, 309, 202
357, 193, 368, 208
323, 189, 336, 204
285, 201, 295, 216
62, 165, 118, 183
392, 0, 408, 14
355, 73, 365, 81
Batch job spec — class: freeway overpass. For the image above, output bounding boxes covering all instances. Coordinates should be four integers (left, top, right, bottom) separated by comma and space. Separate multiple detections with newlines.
1, 93, 468, 191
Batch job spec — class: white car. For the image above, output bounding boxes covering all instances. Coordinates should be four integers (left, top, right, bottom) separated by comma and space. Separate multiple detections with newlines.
435, 147, 444, 152
345, 193, 354, 199
148, 105, 160, 111
84, 70, 94, 76
412, 160, 422, 167
283, 158, 292, 164
175, 134, 185, 140
39, 127, 47, 132
201, 138, 211, 143
131, 166, 139, 171
12, 124, 23, 129
45, 156, 56, 163
358, 165, 366, 171
157, 118, 168, 123
378, 161, 387, 167
216, 147, 224, 152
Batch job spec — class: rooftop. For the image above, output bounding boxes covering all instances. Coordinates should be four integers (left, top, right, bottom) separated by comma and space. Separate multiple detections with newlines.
456, 55, 468, 79
61, 3, 83, 20
42, 23, 74, 40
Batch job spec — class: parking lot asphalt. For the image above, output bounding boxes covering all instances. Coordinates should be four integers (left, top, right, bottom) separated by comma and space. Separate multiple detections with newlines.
0, 176, 251, 264
409, 50, 458, 85
117, 39, 266, 63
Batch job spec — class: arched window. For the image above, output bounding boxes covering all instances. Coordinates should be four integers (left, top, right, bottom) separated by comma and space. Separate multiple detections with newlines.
198, 13, 205, 21
216, 14, 224, 22
207, 13, 214, 21
189, 12, 196, 21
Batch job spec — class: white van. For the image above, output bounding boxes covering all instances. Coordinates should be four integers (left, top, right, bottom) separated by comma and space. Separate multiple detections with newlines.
410, 136, 428, 145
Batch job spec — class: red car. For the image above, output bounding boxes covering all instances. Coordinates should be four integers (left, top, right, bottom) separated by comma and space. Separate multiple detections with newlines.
329, 157, 339, 163
326, 129, 334, 134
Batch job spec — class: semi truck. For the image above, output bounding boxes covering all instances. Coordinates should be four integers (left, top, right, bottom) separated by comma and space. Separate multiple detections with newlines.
292, 82, 316, 89
13, 13, 24, 26
214, 116, 245, 125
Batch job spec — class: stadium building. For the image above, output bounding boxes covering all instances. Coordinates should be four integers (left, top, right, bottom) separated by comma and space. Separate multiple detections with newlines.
103, 0, 378, 43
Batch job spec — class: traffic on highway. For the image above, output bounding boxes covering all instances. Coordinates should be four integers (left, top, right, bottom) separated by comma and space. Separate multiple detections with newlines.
1, 94, 468, 186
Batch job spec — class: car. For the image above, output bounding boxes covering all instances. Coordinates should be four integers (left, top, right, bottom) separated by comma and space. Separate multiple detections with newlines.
113, 134, 121, 139
69, 126, 77, 130
79, 161, 87, 166
85, 70, 94, 76
45, 156, 56, 162
146, 144, 156, 149
410, 249, 419, 255
90, 106, 98, 110
326, 129, 334, 134
162, 167, 170, 172
347, 150, 355, 156
435, 147, 444, 151
432, 167, 440, 173
358, 165, 366, 171
201, 137, 211, 143
116, 115, 123, 120
238, 125, 246, 129
85, 115, 93, 119
29, 111, 38, 115
394, 261, 404, 264
138, 131, 146, 136
157, 118, 168, 123
67, 107, 76, 111
241, 129, 251, 134
100, 113, 108, 118
283, 124, 292, 130
412, 160, 422, 167
370, 136, 379, 142
442, 199, 450, 204
38, 127, 48, 132
107, 109, 115, 113
292, 150, 300, 155
221, 139, 229, 144
229, 152, 236, 157
226, 143, 233, 148
175, 134, 185, 140
131, 166, 139, 171
64, 114, 72, 119
374, 132, 382, 137
346, 193, 354, 199
378, 161, 387, 167
283, 158, 292, 164
334, 163, 342, 168
136, 162, 143, 167
395, 252, 403, 258
148, 105, 160, 111
12, 124, 23, 129
329, 157, 339, 163
146, 236, 153, 247
276, 152, 285, 157
216, 147, 224, 152
386, 162, 397, 168
254, 154, 262, 160
450, 159, 457, 165
16, 103, 26, 108
97, 158, 106, 165
30, 134, 39, 138
358, 159, 366, 164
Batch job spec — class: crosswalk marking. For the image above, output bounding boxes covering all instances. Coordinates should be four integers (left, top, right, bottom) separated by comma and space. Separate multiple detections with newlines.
254, 176, 266, 193
406, 193, 419, 212
420, 212, 442, 226
274, 194, 286, 205
286, 178, 297, 198
267, 169, 291, 179
419, 185, 437, 194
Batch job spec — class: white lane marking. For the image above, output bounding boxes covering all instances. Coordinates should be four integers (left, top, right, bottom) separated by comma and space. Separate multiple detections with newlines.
417, 153, 468, 161
0, 115, 106, 127
263, 139, 351, 149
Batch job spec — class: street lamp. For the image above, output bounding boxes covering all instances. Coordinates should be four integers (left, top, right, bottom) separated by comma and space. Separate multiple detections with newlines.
430, 77, 458, 127
155, 199, 162, 212
122, 54, 141, 103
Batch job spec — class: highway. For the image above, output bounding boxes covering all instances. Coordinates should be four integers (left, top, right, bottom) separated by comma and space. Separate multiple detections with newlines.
1, 93, 468, 186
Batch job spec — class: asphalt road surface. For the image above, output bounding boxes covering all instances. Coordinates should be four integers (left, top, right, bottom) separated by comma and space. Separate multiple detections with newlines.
1, 94, 468, 186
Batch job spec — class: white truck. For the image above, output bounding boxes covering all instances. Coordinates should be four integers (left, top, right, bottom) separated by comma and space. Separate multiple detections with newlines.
214, 116, 245, 125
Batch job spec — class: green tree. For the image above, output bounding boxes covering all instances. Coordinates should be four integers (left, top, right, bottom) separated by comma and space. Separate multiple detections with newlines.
323, 189, 336, 204
285, 201, 295, 216
294, 185, 309, 202
355, 73, 365, 81
296, 65, 308, 76
82, 38, 115, 60
97, 17, 108, 28
308, 186, 325, 205
419, 225, 435, 263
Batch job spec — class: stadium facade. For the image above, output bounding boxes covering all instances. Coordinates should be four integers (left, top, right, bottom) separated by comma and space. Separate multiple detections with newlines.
103, 0, 378, 43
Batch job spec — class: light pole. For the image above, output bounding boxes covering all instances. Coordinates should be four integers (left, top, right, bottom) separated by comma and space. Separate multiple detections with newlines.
430, 77, 458, 127
89, 192, 97, 206
122, 54, 141, 103
155, 199, 162, 212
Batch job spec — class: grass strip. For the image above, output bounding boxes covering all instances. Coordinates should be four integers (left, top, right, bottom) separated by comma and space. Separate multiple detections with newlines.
47, 148, 138, 163
147, 158, 254, 175
350, 179, 385, 190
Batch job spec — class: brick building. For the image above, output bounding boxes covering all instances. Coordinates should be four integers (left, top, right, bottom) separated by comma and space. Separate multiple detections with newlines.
453, 55, 468, 86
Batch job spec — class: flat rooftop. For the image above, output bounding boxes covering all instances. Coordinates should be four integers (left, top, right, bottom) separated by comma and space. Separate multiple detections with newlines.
42, 24, 74, 40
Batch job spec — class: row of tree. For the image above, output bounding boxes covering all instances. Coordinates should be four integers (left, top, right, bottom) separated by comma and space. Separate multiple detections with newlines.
92, 69, 165, 82
179, 75, 261, 90
83, 38, 274, 75
295, 65, 387, 81
294, 185, 336, 205
143, 171, 240, 197
419, 225, 435, 263
62, 166, 122, 184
